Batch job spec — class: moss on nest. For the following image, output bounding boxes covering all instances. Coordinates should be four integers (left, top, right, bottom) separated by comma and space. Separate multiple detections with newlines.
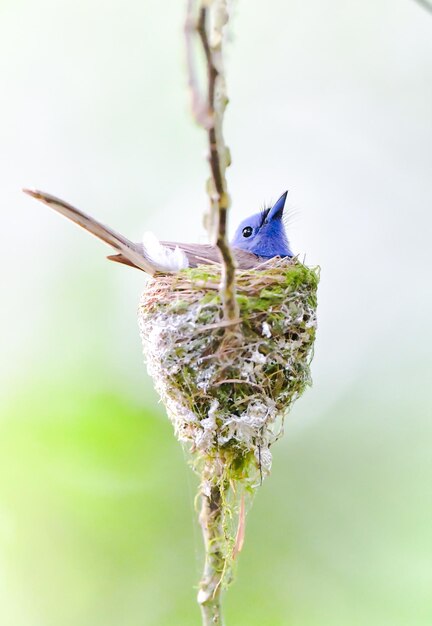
139, 258, 318, 467
138, 257, 319, 582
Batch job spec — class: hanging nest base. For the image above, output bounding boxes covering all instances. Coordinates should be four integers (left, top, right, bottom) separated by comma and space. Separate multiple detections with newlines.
138, 257, 319, 589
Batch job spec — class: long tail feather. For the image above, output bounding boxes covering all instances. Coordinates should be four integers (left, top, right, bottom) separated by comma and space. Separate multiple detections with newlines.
106, 253, 138, 269
23, 189, 163, 275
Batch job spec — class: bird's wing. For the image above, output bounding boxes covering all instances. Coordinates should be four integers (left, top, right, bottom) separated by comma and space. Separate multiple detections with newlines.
108, 241, 261, 271
107, 242, 220, 271
234, 248, 263, 269
24, 189, 262, 273
23, 189, 167, 275
159, 242, 261, 270
161, 242, 221, 267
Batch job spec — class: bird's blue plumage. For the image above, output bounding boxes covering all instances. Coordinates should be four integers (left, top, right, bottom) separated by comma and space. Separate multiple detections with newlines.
24, 188, 294, 273
231, 191, 293, 258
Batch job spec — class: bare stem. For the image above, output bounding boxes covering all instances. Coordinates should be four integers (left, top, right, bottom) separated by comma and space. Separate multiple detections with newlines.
185, 0, 239, 324
185, 0, 212, 127
197, 474, 225, 625
185, 4, 239, 623
413, 0, 432, 15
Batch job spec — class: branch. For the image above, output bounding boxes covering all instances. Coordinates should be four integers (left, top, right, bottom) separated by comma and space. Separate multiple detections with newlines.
184, 0, 212, 128
412, 0, 432, 14
197, 478, 225, 625
185, 0, 239, 324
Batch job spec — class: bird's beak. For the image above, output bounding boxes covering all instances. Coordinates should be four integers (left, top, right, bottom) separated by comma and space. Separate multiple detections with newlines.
267, 191, 288, 221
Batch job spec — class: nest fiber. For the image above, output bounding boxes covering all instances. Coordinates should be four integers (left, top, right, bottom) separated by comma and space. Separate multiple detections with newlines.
138, 258, 319, 482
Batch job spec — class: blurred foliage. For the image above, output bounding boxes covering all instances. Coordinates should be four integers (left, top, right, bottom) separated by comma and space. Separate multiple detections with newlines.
1, 0, 431, 624
0, 358, 431, 625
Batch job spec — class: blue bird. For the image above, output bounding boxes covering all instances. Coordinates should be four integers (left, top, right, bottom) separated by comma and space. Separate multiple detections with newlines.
231, 191, 292, 258
23, 189, 293, 274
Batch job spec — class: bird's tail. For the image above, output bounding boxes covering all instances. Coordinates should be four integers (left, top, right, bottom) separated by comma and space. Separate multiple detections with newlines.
23, 189, 164, 275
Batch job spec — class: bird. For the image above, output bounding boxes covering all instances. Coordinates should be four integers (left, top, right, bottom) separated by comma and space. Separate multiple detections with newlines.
23, 189, 293, 274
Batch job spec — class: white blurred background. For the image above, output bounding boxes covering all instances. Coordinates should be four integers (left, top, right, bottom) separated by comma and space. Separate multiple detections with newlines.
1, 0, 431, 402
0, 1, 431, 625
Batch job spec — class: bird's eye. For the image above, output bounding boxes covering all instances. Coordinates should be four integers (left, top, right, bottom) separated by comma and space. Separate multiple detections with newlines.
242, 226, 253, 238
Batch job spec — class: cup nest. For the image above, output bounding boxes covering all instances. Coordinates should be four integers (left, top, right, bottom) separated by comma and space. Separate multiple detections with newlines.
138, 257, 319, 484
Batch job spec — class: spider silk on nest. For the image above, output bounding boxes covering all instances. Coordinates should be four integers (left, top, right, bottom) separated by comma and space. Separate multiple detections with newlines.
138, 256, 319, 586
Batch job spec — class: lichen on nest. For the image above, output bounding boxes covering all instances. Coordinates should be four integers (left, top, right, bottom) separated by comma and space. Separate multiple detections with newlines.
138, 257, 318, 478
138, 257, 318, 584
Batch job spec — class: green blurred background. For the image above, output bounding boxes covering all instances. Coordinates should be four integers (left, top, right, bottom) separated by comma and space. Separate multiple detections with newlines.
1, 0, 432, 624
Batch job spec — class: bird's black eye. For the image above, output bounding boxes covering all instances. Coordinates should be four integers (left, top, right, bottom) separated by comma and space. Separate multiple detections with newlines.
242, 226, 253, 238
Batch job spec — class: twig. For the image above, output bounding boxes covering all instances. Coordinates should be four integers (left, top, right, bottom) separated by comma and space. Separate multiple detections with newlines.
197, 475, 225, 625
412, 0, 432, 14
184, 0, 212, 127
185, 5, 240, 624
185, 0, 239, 324
231, 493, 246, 559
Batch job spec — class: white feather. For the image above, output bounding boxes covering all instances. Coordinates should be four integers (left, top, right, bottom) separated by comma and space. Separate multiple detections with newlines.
142, 232, 189, 271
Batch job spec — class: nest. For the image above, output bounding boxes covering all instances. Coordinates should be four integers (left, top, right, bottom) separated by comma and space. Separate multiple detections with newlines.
138, 257, 319, 580
139, 257, 318, 473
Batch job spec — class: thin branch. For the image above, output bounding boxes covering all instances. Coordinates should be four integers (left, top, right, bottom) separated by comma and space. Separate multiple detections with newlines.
184, 0, 212, 127
186, 0, 239, 324
197, 479, 225, 625
412, 0, 432, 14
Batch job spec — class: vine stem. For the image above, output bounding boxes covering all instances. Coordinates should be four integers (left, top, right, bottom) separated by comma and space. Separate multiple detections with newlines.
185, 3, 239, 623
412, 0, 432, 15
185, 0, 239, 325
197, 477, 225, 625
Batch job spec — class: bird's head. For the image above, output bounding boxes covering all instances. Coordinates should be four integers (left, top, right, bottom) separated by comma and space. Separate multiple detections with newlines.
231, 191, 293, 258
